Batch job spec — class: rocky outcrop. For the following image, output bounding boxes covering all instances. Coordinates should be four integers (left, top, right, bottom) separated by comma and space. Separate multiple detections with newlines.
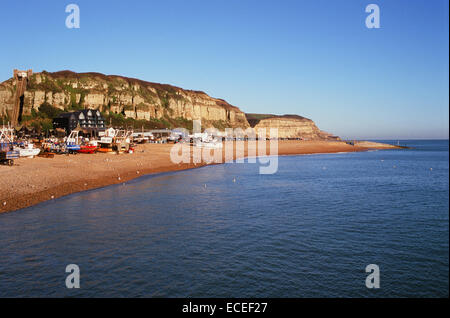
0, 70, 249, 128
246, 113, 340, 140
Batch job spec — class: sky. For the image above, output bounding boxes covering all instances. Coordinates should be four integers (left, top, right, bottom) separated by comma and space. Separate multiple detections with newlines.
0, 0, 448, 139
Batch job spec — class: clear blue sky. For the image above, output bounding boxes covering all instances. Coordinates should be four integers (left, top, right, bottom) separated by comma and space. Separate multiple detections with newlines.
0, 0, 448, 139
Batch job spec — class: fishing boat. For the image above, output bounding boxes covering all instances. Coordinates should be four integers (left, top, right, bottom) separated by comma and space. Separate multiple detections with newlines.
14, 143, 41, 158
66, 144, 80, 152
42, 138, 66, 154
97, 128, 133, 153
0, 142, 19, 166
0, 126, 15, 143
193, 133, 223, 149
65, 130, 81, 153
0, 150, 19, 165
132, 132, 149, 144
114, 129, 133, 153
2, 126, 42, 158
97, 145, 113, 153
97, 128, 116, 152
77, 144, 97, 154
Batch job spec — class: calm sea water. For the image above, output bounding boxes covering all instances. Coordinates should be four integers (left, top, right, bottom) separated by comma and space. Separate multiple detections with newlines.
0, 140, 448, 297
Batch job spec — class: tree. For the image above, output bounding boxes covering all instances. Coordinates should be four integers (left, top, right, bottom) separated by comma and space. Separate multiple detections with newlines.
38, 102, 63, 119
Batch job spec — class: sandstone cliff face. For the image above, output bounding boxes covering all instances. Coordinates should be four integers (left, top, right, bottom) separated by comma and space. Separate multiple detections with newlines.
246, 114, 340, 140
0, 70, 339, 140
0, 84, 14, 115
0, 71, 249, 128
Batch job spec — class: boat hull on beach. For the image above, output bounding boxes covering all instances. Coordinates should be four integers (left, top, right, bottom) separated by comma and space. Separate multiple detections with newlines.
0, 148, 19, 166
77, 145, 97, 154
66, 145, 81, 152
14, 147, 41, 158
97, 146, 113, 153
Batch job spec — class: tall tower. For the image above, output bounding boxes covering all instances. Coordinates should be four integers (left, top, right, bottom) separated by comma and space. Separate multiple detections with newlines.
11, 69, 33, 127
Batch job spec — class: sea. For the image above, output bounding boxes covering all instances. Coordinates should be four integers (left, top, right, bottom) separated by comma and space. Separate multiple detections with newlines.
0, 140, 448, 297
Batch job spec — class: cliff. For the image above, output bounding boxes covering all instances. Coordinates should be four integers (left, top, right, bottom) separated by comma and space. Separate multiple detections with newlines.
0, 70, 340, 140
246, 113, 340, 140
0, 70, 249, 128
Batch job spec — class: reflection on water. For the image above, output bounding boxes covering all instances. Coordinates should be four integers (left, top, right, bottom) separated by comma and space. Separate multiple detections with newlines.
0, 140, 448, 297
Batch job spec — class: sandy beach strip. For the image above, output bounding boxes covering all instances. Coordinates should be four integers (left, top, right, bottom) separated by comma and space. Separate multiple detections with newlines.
0, 140, 400, 214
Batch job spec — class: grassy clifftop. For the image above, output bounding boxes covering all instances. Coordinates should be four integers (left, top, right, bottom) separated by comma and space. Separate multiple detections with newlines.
245, 113, 311, 127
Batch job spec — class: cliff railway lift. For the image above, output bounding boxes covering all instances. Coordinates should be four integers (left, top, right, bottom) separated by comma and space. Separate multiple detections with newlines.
11, 69, 33, 127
